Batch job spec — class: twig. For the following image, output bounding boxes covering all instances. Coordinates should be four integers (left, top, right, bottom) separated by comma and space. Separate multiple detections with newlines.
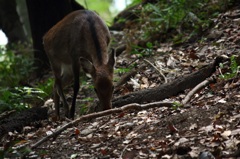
180, 55, 229, 105
120, 144, 129, 159
31, 101, 173, 149
182, 76, 215, 105
143, 59, 168, 83
115, 65, 146, 89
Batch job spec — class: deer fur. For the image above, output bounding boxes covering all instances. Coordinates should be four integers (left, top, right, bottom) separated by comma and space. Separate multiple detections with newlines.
43, 10, 115, 119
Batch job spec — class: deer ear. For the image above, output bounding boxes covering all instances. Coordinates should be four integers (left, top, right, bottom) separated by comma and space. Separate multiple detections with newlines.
108, 48, 116, 68
80, 58, 95, 76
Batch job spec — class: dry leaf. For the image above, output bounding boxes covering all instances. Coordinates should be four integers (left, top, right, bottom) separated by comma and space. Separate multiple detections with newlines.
221, 130, 231, 139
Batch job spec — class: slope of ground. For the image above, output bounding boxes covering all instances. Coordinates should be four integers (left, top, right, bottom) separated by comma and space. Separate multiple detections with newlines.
1, 3, 240, 159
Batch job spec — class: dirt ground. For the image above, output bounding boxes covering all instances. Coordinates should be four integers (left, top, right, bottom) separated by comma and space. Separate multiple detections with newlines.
1, 3, 240, 159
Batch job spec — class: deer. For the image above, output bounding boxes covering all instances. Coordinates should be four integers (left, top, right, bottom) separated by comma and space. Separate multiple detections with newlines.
43, 10, 115, 119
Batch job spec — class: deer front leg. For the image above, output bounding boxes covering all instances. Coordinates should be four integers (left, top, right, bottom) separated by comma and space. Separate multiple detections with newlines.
53, 83, 60, 119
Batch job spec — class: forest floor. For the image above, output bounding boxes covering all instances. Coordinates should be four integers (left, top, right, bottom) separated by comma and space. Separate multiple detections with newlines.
2, 4, 240, 159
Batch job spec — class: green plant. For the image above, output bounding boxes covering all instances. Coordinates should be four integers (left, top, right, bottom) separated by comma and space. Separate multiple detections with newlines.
36, 78, 54, 99
131, 0, 233, 45
130, 42, 154, 57
0, 45, 34, 87
79, 97, 94, 115
139, 0, 189, 40
0, 87, 47, 113
127, 0, 142, 7
115, 67, 131, 74
76, 0, 113, 23
220, 56, 240, 79
0, 44, 53, 113
145, 1, 187, 31
0, 140, 31, 158
172, 101, 183, 110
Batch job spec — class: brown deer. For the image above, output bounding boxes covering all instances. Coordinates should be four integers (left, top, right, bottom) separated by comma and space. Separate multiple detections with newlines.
43, 10, 115, 119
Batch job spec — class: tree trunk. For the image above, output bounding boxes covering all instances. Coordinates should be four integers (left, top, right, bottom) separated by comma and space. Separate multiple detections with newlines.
16, 0, 31, 39
0, 0, 27, 46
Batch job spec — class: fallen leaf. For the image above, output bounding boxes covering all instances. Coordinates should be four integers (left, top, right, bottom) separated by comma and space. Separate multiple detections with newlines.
70, 153, 78, 159
75, 128, 80, 135
189, 123, 198, 130
168, 122, 179, 133
118, 112, 125, 118
199, 151, 215, 159
189, 147, 200, 158
231, 129, 240, 135
100, 148, 108, 155
174, 137, 189, 146
217, 98, 226, 103
199, 125, 214, 133
162, 154, 171, 159
221, 130, 231, 139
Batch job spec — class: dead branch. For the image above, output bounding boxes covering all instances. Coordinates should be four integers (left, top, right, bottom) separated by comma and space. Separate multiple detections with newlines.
181, 55, 230, 105
31, 101, 173, 149
182, 76, 216, 105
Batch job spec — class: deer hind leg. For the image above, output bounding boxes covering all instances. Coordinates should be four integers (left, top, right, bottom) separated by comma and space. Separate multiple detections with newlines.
60, 64, 75, 118
69, 61, 80, 119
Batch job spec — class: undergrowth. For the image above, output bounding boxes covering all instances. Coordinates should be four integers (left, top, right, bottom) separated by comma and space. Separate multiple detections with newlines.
0, 45, 53, 114
220, 55, 240, 79
0, 45, 33, 87
125, 0, 234, 47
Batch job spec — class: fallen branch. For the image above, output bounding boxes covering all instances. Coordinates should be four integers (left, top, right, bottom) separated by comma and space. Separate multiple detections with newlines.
182, 76, 216, 105
31, 101, 173, 149
181, 55, 230, 105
